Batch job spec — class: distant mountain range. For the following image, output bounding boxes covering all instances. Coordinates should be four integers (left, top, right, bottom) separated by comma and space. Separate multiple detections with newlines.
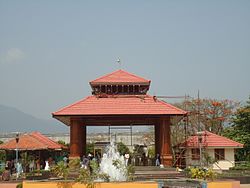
0, 104, 149, 134
0, 104, 68, 133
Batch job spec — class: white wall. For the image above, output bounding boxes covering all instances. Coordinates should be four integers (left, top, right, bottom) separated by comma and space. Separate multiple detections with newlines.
212, 148, 235, 170
185, 148, 235, 170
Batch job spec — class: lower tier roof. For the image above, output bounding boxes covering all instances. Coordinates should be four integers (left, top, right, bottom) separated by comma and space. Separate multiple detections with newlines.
52, 95, 187, 116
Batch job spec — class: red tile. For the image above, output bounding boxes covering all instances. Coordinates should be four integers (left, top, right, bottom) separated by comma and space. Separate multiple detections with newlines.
180, 131, 244, 148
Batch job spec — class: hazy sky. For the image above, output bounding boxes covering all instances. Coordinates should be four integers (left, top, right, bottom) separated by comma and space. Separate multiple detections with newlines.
0, 1, 249, 121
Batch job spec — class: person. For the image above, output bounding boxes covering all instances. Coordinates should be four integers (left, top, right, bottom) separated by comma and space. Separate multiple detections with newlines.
16, 161, 23, 178
29, 159, 35, 172
155, 153, 161, 166
81, 155, 89, 169
44, 160, 50, 171
36, 158, 40, 170
2, 167, 10, 181
63, 155, 68, 167
124, 153, 130, 166
95, 152, 101, 164
142, 153, 147, 166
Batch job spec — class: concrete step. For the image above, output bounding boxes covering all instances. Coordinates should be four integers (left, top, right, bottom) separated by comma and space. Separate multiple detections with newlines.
135, 166, 178, 171
134, 166, 185, 180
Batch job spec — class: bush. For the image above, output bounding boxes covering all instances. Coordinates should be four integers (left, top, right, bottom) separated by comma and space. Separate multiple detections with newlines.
117, 142, 130, 156
0, 169, 4, 176
186, 167, 217, 181
16, 183, 22, 188
51, 161, 69, 180
147, 146, 155, 158
86, 143, 95, 154
229, 161, 250, 170
68, 158, 80, 170
77, 160, 109, 188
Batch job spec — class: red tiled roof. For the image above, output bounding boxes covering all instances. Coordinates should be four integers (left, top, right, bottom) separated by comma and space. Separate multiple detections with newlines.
30, 132, 66, 150
0, 132, 67, 151
180, 131, 244, 148
90, 69, 151, 85
52, 95, 187, 116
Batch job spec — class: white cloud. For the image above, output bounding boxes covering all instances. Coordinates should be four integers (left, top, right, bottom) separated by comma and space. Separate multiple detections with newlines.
0, 48, 26, 64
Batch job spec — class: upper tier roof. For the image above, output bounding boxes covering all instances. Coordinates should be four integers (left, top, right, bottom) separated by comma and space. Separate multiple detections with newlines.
52, 95, 187, 116
180, 131, 244, 148
90, 69, 151, 85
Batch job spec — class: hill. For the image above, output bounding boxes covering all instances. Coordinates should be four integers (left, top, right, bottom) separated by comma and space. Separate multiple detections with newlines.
0, 104, 68, 133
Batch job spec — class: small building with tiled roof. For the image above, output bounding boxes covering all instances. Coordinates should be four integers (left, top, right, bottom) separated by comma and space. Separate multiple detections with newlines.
0, 132, 68, 170
176, 131, 244, 170
52, 69, 187, 166
0, 132, 67, 151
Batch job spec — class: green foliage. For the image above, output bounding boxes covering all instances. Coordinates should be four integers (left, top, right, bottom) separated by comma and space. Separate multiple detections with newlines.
89, 160, 99, 174
51, 161, 69, 180
187, 167, 217, 181
86, 143, 95, 154
57, 140, 69, 147
0, 150, 6, 162
0, 140, 3, 144
0, 168, 5, 175
68, 158, 80, 170
77, 160, 110, 187
223, 97, 250, 161
16, 183, 22, 188
147, 146, 155, 158
126, 164, 135, 181
230, 161, 250, 170
77, 168, 94, 188
117, 142, 130, 156
133, 145, 145, 155
203, 151, 217, 167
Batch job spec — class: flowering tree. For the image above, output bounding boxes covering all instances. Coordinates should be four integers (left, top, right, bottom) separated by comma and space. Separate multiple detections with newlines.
173, 98, 239, 135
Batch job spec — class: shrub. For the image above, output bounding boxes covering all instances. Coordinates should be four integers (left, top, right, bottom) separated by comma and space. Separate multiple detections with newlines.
117, 142, 130, 156
77, 160, 109, 188
51, 161, 69, 180
0, 168, 4, 175
230, 162, 250, 170
16, 183, 22, 188
187, 167, 217, 181
68, 158, 80, 170
126, 164, 135, 181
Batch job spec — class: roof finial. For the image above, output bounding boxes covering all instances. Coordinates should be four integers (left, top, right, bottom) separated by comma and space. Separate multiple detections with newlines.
116, 58, 121, 70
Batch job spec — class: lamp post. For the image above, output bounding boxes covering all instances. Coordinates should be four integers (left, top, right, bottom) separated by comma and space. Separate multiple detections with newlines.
198, 133, 202, 167
15, 133, 19, 179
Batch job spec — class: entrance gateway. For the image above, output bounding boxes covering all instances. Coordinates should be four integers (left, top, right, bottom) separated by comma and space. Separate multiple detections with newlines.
52, 69, 187, 166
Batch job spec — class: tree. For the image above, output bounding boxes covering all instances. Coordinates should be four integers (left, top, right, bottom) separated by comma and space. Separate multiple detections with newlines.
223, 97, 250, 161
57, 140, 69, 147
173, 98, 239, 135
86, 143, 94, 154
116, 142, 130, 156
0, 140, 6, 162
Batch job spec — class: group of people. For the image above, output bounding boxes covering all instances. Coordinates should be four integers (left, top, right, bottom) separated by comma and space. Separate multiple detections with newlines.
2, 159, 24, 181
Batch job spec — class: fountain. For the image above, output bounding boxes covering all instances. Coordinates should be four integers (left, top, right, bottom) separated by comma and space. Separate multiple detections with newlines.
99, 142, 127, 181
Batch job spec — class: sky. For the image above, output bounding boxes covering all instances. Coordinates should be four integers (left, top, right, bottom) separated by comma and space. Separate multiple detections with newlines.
0, 0, 249, 122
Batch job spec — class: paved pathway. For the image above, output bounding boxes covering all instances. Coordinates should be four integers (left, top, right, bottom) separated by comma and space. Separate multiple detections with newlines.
0, 183, 18, 188
240, 184, 250, 188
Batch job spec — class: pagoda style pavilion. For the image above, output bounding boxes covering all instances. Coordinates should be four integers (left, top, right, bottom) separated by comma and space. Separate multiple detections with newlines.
52, 69, 187, 166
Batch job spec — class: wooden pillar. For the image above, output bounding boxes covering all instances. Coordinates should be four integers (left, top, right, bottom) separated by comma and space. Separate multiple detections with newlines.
154, 122, 161, 157
159, 117, 172, 166
69, 117, 86, 158
82, 124, 86, 155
